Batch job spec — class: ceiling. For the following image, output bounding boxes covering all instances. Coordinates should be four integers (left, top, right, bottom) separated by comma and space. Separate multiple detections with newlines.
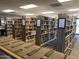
0, 0, 79, 16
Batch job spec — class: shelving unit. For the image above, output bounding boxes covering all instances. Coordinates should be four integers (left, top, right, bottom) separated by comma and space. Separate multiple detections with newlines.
64, 16, 76, 55
6, 17, 13, 37
36, 16, 56, 46
49, 18, 56, 41
12, 16, 36, 42
13, 17, 23, 40
57, 14, 76, 55
25, 17, 36, 42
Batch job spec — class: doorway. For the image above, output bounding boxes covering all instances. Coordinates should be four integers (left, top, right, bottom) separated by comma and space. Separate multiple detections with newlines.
76, 19, 79, 34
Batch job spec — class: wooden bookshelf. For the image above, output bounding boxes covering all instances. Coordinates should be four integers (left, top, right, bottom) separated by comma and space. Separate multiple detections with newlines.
13, 17, 23, 40
11, 16, 36, 42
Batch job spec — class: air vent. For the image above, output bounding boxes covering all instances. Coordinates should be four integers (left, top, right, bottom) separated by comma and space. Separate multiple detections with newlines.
10, 12, 16, 14
50, 2, 62, 7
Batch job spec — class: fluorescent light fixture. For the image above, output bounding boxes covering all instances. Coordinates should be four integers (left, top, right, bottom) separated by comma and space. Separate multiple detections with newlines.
68, 8, 79, 11
41, 11, 55, 14
2, 9, 15, 12
20, 4, 38, 9
25, 13, 34, 15
58, 0, 72, 2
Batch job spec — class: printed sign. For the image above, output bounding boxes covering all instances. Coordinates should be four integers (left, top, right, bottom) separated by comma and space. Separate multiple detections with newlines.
37, 20, 40, 26
59, 19, 66, 28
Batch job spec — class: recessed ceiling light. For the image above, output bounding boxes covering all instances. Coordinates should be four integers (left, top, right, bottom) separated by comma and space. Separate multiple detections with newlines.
25, 13, 34, 15
58, 0, 72, 2
41, 11, 55, 14
2, 9, 15, 12
68, 8, 79, 11
20, 4, 38, 9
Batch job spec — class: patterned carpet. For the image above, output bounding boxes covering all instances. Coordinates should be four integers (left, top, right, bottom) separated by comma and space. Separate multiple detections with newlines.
67, 35, 78, 59
0, 49, 15, 59
0, 36, 65, 59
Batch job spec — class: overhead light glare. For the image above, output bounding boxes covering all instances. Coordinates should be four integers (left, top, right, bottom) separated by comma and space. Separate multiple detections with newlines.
2, 9, 15, 12
20, 4, 38, 9
68, 8, 79, 11
41, 11, 55, 14
25, 13, 34, 15
58, 0, 72, 2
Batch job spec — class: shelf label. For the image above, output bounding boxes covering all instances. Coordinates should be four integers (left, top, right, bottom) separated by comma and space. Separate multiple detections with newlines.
22, 20, 25, 25
12, 20, 15, 25
37, 20, 40, 26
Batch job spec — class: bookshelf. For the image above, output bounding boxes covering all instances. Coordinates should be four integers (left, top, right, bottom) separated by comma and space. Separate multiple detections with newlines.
12, 16, 36, 42
64, 16, 76, 55
25, 17, 36, 42
6, 17, 13, 37
36, 16, 56, 46
57, 14, 76, 55
13, 17, 23, 40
